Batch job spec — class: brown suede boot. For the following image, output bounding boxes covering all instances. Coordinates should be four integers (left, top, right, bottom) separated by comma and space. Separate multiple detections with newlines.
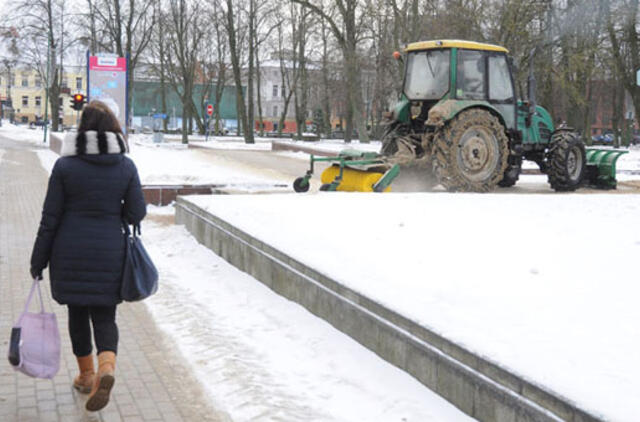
73, 355, 95, 394
85, 351, 116, 411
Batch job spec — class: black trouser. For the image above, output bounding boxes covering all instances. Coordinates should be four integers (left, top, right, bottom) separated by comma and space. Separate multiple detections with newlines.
67, 305, 119, 357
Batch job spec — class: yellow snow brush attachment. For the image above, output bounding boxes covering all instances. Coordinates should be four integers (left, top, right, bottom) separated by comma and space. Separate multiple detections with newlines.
292, 150, 399, 193
320, 166, 390, 192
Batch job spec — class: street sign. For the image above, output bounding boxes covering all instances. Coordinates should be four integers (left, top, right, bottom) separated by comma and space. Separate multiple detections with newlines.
207, 104, 214, 116
152, 113, 167, 119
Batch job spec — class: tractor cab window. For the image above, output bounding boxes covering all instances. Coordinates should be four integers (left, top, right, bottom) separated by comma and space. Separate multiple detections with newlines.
488, 55, 515, 102
456, 50, 486, 100
403, 50, 450, 100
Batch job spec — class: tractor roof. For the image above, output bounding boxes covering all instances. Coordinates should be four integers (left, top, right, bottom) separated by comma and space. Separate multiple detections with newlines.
405, 40, 508, 53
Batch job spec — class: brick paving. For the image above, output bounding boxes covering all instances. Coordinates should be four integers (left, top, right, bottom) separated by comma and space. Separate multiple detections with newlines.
0, 136, 226, 422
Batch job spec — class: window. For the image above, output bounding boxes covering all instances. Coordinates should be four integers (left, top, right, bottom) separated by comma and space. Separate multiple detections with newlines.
61, 78, 68, 88
76, 77, 82, 90
272, 84, 278, 98
273, 105, 278, 117
21, 74, 29, 87
35, 76, 41, 87
281, 85, 286, 98
488, 56, 514, 101
22, 96, 28, 107
35, 96, 41, 107
456, 50, 486, 100
404, 50, 450, 100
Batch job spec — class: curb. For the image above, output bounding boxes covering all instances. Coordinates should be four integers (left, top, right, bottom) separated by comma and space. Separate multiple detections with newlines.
272, 141, 338, 157
175, 196, 604, 422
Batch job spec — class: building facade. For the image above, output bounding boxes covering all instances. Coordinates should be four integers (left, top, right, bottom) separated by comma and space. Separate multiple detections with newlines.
0, 66, 87, 126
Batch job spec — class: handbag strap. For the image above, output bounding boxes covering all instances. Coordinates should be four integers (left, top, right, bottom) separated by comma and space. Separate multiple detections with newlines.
122, 221, 141, 238
18, 278, 45, 323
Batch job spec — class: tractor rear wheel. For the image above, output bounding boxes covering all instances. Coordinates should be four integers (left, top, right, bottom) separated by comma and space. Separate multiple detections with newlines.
432, 109, 509, 192
546, 131, 586, 192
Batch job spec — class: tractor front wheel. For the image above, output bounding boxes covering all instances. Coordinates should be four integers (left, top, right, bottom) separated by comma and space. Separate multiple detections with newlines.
546, 131, 586, 192
498, 156, 522, 187
432, 109, 509, 192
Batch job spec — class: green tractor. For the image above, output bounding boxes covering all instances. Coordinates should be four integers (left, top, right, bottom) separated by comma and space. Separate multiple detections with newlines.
380, 40, 626, 192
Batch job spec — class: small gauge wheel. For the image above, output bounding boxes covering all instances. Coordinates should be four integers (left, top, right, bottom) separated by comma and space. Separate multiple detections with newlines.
293, 177, 310, 193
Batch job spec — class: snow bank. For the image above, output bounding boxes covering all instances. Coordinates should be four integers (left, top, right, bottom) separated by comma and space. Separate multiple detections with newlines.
186, 192, 640, 422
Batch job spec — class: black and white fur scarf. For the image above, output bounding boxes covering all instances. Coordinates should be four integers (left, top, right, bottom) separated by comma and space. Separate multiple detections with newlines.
61, 131, 128, 157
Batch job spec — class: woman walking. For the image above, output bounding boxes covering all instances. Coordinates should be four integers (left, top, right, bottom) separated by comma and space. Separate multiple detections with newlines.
30, 101, 146, 411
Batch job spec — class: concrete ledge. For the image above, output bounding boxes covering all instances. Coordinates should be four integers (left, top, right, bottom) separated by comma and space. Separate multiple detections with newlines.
142, 184, 224, 206
272, 141, 338, 157
175, 196, 603, 422
49, 133, 63, 154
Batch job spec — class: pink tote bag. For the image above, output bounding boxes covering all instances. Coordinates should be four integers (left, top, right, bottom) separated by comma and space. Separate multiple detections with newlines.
7, 278, 60, 379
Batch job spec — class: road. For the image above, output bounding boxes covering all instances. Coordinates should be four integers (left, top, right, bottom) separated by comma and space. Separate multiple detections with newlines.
190, 145, 640, 194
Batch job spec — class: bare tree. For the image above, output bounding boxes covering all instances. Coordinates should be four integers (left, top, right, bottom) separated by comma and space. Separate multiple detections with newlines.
8, 0, 71, 132
292, 0, 370, 143
274, 20, 297, 135
223, 0, 254, 143
164, 0, 206, 143
89, 0, 156, 128
208, 0, 231, 136
291, 3, 314, 139
606, 0, 640, 143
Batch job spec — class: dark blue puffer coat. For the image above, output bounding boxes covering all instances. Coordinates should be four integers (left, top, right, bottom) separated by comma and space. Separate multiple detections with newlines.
30, 131, 147, 306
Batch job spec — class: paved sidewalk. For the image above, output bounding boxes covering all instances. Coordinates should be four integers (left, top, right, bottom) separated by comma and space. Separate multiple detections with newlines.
0, 136, 226, 422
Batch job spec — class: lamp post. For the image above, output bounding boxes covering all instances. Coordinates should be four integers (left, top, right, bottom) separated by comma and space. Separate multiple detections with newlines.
43, 39, 51, 143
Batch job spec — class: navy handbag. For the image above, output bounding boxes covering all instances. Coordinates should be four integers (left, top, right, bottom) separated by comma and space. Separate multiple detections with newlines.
121, 222, 158, 302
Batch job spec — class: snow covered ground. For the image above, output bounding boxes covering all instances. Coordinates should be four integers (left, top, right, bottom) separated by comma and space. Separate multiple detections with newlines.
0, 122, 49, 145
142, 206, 473, 422
186, 193, 640, 422
127, 139, 288, 186
8, 120, 640, 419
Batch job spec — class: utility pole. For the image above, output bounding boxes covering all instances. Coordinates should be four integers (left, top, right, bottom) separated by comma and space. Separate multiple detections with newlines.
43, 39, 51, 143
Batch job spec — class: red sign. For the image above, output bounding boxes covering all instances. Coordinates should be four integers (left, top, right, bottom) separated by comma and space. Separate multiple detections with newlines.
88, 56, 127, 72
207, 104, 214, 116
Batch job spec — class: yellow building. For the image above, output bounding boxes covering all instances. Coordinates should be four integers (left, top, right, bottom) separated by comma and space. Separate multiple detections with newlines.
0, 66, 86, 127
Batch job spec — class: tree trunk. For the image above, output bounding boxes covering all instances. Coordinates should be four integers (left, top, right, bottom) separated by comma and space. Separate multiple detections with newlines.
181, 93, 189, 144
50, 68, 60, 132
226, 0, 251, 143
321, 21, 332, 137
214, 67, 225, 135
247, 0, 256, 142
256, 46, 264, 136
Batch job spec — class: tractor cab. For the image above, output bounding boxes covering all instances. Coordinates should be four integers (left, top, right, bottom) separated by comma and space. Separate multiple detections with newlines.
399, 40, 536, 137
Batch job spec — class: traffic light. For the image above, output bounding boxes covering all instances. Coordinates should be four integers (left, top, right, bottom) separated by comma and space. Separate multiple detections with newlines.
70, 94, 86, 111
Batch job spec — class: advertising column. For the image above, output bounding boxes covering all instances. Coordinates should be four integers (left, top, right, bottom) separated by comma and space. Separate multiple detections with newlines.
87, 55, 128, 133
